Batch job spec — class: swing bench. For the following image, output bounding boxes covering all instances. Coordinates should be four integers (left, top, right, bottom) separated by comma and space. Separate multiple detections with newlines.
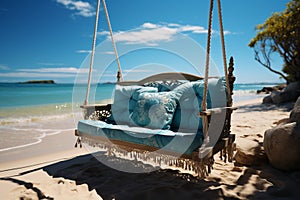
74, 0, 236, 177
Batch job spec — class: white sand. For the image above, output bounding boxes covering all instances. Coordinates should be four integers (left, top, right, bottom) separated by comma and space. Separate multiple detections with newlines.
1, 97, 300, 200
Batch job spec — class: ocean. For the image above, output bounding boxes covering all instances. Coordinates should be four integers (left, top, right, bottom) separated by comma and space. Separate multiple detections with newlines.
0, 82, 272, 152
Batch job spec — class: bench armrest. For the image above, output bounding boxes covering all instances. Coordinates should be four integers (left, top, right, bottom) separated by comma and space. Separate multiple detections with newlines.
199, 106, 237, 116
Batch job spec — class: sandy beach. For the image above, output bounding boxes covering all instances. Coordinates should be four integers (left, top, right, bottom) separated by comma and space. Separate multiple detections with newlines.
1, 96, 300, 200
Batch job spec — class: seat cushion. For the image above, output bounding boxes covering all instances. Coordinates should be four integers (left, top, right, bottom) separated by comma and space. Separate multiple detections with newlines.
78, 120, 203, 155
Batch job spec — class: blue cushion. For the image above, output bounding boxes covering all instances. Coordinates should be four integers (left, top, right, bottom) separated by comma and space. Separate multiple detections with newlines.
78, 120, 203, 155
130, 92, 179, 129
207, 77, 227, 107
112, 85, 158, 111
144, 82, 180, 92
171, 81, 212, 132
109, 85, 158, 125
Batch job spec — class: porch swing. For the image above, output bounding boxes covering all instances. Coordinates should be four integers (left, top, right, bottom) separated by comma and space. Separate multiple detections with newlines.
75, 0, 236, 177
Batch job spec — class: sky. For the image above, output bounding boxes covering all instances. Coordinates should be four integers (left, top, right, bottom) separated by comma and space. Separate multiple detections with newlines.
0, 0, 291, 83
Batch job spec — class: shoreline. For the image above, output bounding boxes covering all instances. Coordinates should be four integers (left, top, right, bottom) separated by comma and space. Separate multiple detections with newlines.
0, 93, 260, 153
1, 95, 300, 199
0, 94, 268, 160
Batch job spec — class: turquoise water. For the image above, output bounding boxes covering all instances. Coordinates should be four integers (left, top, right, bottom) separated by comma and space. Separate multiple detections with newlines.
0, 82, 274, 108
0, 83, 115, 108
0, 82, 272, 152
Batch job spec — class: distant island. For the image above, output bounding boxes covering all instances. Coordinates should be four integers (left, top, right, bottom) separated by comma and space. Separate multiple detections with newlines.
19, 80, 56, 84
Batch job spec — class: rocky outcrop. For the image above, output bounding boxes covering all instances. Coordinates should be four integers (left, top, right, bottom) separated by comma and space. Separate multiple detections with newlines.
290, 106, 300, 124
257, 84, 286, 94
262, 81, 300, 104
263, 96, 300, 171
19, 80, 55, 84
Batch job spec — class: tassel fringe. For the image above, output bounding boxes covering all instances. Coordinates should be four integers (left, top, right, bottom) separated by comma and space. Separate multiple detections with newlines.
79, 136, 215, 178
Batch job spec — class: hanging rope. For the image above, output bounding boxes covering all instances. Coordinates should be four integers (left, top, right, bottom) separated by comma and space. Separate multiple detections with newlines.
84, 0, 101, 105
201, 0, 232, 142
102, 0, 123, 82
201, 0, 214, 113
217, 0, 232, 106
201, 0, 214, 140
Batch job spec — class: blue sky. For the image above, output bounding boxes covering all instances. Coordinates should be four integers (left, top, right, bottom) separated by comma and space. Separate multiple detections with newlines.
0, 0, 290, 83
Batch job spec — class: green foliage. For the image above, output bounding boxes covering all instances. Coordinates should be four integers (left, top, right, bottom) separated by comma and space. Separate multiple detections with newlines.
249, 0, 300, 83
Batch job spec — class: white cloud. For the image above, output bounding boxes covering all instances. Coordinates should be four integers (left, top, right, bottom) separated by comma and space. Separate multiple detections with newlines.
0, 72, 76, 78
17, 67, 80, 73
141, 22, 159, 29
0, 65, 10, 70
115, 26, 177, 46
76, 50, 115, 55
98, 22, 214, 46
179, 25, 207, 34
76, 50, 92, 53
167, 23, 181, 27
223, 30, 231, 35
101, 51, 115, 55
0, 67, 93, 79
56, 0, 95, 17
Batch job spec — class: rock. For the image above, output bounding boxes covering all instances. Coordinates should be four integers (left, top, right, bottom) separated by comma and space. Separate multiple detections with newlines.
290, 106, 300, 123
263, 95, 273, 104
264, 122, 300, 171
295, 96, 300, 108
284, 81, 300, 92
265, 82, 300, 104
271, 90, 296, 104
257, 87, 273, 94
235, 139, 266, 166
257, 84, 286, 94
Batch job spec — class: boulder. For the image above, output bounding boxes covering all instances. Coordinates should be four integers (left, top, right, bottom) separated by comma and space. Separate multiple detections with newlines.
264, 122, 300, 171
262, 95, 273, 104
284, 81, 300, 92
265, 82, 300, 104
271, 90, 295, 104
295, 96, 300, 108
257, 84, 286, 94
290, 106, 300, 124
235, 139, 266, 166
257, 86, 273, 94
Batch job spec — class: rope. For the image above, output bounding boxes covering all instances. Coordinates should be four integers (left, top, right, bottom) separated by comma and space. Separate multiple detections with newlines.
201, 0, 214, 113
201, 0, 214, 141
84, 0, 101, 105
217, 0, 232, 106
102, 0, 123, 81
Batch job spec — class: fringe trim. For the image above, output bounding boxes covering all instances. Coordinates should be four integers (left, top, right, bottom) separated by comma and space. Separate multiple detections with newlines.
80, 136, 214, 178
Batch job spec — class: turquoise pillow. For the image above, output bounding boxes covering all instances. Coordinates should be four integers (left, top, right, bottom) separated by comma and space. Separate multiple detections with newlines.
112, 85, 157, 111
130, 92, 178, 129
110, 85, 158, 125
207, 77, 227, 107
171, 81, 212, 132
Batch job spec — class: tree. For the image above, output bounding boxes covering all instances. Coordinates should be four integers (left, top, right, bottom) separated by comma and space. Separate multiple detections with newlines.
249, 0, 300, 83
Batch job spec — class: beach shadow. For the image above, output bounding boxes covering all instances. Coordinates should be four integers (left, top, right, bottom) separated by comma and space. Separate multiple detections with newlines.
42, 152, 239, 200
230, 163, 300, 200
252, 164, 300, 199
236, 102, 294, 113
0, 177, 54, 200
7, 150, 297, 199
